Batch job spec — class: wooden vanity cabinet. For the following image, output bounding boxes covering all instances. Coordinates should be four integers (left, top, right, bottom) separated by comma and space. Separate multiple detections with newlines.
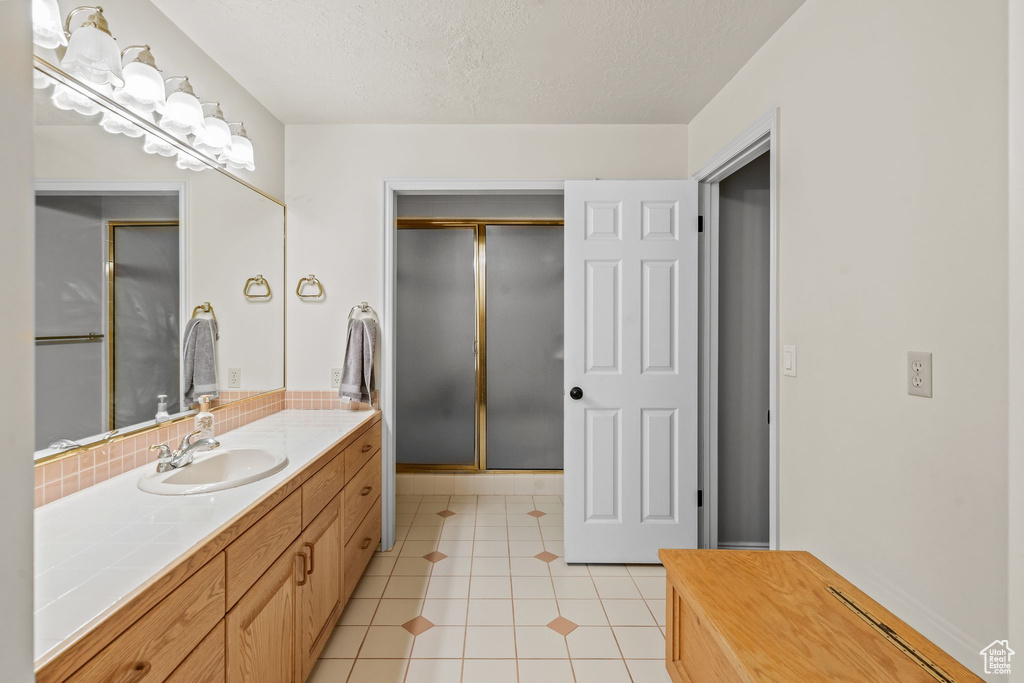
298, 493, 346, 678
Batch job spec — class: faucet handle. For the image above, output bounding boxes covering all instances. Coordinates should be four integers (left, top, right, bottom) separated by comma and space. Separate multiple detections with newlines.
150, 443, 173, 457
179, 428, 203, 451
150, 443, 174, 472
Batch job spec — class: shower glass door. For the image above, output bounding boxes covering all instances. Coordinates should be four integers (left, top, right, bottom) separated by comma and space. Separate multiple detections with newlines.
396, 226, 478, 467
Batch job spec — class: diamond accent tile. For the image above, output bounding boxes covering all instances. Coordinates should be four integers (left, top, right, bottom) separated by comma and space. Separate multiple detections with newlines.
402, 615, 435, 636
437, 509, 456, 518
534, 551, 559, 564
546, 616, 578, 636
423, 551, 448, 563
527, 510, 547, 518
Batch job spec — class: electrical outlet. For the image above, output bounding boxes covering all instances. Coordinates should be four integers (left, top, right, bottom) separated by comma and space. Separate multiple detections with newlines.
907, 352, 932, 398
228, 368, 242, 388
331, 368, 343, 388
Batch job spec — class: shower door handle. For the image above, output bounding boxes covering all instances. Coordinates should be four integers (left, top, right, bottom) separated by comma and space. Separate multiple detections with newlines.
569, 387, 583, 400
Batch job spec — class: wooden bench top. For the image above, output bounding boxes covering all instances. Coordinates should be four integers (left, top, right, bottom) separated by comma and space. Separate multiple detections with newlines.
658, 549, 980, 682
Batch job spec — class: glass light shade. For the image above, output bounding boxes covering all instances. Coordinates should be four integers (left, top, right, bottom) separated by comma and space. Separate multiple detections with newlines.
51, 82, 110, 116
193, 116, 231, 156
175, 152, 208, 172
113, 61, 165, 114
220, 134, 255, 171
61, 25, 125, 88
100, 110, 145, 138
143, 134, 178, 157
159, 90, 205, 138
32, 0, 66, 49
34, 70, 56, 91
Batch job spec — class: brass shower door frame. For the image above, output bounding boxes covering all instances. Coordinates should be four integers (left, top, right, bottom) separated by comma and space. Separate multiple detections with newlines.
396, 218, 564, 473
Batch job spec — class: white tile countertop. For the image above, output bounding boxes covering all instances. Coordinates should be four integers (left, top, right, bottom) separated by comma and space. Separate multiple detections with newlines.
33, 408, 378, 664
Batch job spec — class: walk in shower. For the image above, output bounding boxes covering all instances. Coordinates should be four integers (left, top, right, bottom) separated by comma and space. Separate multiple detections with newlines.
395, 204, 564, 471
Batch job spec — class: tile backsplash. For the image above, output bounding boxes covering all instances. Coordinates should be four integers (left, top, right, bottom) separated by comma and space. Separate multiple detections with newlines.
34, 389, 285, 508
284, 390, 376, 411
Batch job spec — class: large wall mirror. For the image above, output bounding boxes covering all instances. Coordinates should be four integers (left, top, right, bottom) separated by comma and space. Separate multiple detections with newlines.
33, 62, 285, 460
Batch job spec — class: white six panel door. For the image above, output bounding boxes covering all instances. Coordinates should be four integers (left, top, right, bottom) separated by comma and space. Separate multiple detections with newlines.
563, 180, 698, 563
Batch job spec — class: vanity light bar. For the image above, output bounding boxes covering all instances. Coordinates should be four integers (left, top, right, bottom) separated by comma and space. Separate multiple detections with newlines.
31, 5, 256, 173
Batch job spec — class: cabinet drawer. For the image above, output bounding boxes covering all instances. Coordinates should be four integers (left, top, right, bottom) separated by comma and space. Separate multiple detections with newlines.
302, 450, 345, 527
344, 497, 382, 602
67, 554, 225, 683
344, 422, 381, 483
226, 489, 302, 608
166, 620, 225, 683
344, 451, 381, 543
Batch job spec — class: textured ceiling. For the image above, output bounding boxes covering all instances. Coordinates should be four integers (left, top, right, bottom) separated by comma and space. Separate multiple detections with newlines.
151, 0, 804, 124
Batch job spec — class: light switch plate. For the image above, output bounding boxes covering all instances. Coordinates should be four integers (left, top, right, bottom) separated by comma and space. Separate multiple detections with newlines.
228, 368, 241, 388
783, 345, 797, 377
907, 351, 932, 398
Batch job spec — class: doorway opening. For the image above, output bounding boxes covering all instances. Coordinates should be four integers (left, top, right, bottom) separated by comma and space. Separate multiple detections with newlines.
394, 195, 565, 473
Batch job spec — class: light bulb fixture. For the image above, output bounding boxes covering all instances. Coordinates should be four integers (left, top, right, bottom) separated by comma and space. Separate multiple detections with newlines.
60, 6, 125, 89
175, 151, 208, 172
51, 81, 111, 116
143, 132, 178, 157
159, 76, 205, 139
32, 0, 67, 49
113, 45, 165, 114
193, 101, 232, 157
219, 122, 255, 172
100, 109, 145, 138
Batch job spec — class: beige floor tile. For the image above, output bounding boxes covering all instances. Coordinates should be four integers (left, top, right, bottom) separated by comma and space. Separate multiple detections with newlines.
632, 576, 666, 600
411, 514, 444, 527
393, 526, 410, 541
518, 659, 574, 682
538, 514, 563, 527
347, 658, 409, 683
470, 576, 512, 599
467, 598, 514, 625
509, 557, 550, 576
426, 575, 471, 599
474, 526, 509, 541
472, 541, 510, 557
391, 557, 433, 576
464, 626, 516, 658
646, 599, 667, 626
512, 576, 555, 599
507, 526, 542, 541
601, 599, 657, 626
625, 659, 674, 682
509, 540, 545, 557
539, 526, 564, 541
507, 513, 540, 527
431, 555, 473, 576
400, 540, 440, 557
612, 626, 665, 659
417, 501, 451, 513
307, 658, 354, 683
462, 659, 517, 683
548, 559, 590, 576
410, 625, 466, 659
552, 576, 598, 599
515, 626, 568, 658
442, 514, 476, 527
513, 598, 560, 625
439, 526, 475, 541
359, 625, 414, 658
475, 513, 507, 526
593, 577, 642, 600
557, 599, 609, 626
587, 564, 629, 576
544, 540, 565, 556
449, 494, 477, 503
566, 625, 621, 659
420, 598, 469, 626
404, 526, 443, 541
338, 598, 378, 626
572, 658, 633, 682
505, 503, 534, 514
371, 598, 424, 625
506, 495, 534, 503
352, 575, 388, 599
320, 625, 367, 658
383, 576, 430, 599
472, 557, 511, 576
477, 502, 505, 514
404, 658, 463, 683
396, 514, 415, 528
437, 540, 474, 556
365, 555, 397, 576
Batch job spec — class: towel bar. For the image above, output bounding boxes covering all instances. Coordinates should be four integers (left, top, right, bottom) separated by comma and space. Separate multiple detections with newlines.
296, 274, 325, 299
243, 274, 272, 299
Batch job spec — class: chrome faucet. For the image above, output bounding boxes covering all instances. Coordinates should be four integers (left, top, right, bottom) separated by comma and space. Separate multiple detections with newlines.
150, 429, 220, 473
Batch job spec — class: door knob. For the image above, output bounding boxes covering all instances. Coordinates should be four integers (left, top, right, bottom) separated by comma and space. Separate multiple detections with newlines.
569, 387, 583, 400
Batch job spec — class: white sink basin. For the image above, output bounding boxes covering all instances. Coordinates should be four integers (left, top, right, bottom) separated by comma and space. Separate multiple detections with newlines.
138, 448, 288, 495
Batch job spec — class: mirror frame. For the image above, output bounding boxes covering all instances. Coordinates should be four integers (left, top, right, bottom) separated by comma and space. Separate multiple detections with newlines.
32, 57, 287, 465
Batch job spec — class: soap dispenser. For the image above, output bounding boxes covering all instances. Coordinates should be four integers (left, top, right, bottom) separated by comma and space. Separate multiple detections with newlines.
195, 395, 215, 439
155, 394, 170, 423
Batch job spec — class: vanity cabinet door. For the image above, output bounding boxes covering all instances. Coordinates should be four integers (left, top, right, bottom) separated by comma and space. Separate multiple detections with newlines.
298, 492, 345, 678
226, 539, 304, 683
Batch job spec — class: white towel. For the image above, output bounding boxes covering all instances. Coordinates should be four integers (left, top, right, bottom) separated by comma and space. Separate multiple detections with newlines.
339, 318, 376, 404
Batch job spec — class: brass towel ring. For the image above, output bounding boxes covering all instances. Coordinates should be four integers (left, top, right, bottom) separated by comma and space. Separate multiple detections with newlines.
191, 301, 217, 322
243, 274, 272, 299
296, 274, 324, 299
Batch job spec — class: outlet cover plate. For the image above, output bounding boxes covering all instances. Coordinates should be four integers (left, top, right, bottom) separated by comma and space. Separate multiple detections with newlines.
228, 368, 241, 389
907, 351, 932, 398
331, 368, 343, 389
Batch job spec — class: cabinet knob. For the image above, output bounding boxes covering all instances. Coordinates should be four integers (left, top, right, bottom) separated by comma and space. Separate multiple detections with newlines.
361, 443, 373, 453
361, 485, 373, 497
124, 661, 151, 682
360, 537, 373, 550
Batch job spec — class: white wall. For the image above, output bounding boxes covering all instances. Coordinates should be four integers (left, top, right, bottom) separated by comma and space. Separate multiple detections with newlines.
284, 124, 687, 389
0, 0, 37, 678
45, 0, 285, 197
1009, 0, 1024, 679
687, 0, 1007, 672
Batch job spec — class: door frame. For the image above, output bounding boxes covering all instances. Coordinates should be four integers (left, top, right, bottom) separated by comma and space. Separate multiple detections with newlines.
381, 179, 565, 550
691, 108, 780, 550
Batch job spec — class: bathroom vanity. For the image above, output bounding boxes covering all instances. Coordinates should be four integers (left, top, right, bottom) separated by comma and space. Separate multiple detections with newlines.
35, 410, 382, 683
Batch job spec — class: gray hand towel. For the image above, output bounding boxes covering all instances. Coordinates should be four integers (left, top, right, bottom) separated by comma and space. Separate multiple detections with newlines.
182, 318, 219, 404
339, 318, 376, 404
